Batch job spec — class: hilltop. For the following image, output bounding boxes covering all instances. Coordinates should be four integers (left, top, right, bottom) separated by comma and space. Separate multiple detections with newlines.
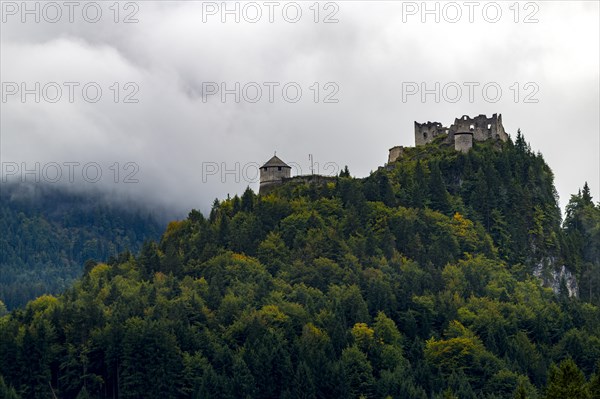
1, 132, 599, 398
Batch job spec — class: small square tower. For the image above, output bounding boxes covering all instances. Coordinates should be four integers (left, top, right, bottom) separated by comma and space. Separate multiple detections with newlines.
259, 155, 291, 194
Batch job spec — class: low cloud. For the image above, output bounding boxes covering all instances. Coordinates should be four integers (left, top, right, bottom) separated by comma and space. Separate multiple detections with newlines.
1, 1, 598, 219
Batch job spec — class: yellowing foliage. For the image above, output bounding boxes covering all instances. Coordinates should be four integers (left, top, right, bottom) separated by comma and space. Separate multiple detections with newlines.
89, 263, 111, 281
232, 253, 250, 262
351, 322, 375, 350
452, 212, 474, 237
26, 295, 59, 315
258, 304, 289, 326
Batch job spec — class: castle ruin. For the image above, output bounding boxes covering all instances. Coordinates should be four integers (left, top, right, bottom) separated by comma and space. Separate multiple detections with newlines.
389, 113, 508, 162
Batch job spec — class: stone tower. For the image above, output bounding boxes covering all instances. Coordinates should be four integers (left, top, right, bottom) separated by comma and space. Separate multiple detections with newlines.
454, 126, 474, 153
259, 154, 291, 194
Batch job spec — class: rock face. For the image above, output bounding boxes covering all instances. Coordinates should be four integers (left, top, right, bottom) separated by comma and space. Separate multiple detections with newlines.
533, 259, 579, 297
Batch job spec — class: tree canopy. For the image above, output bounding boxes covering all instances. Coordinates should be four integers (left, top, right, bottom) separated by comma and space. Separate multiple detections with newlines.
1, 136, 599, 398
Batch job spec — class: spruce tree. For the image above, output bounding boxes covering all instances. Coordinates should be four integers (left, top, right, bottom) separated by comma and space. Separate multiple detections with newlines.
545, 359, 590, 399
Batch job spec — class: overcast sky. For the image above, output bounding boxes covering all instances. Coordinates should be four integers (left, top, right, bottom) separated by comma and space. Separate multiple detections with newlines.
1, 1, 598, 219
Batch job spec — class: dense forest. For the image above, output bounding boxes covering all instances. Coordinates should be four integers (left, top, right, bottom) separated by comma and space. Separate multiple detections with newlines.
0, 184, 163, 310
1, 133, 599, 398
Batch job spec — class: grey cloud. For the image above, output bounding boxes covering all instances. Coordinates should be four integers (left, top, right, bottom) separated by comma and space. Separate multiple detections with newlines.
1, 1, 598, 219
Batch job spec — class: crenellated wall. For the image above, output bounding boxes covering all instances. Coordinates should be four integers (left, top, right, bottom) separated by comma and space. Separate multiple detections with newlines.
411, 113, 508, 154
448, 114, 507, 143
414, 121, 448, 146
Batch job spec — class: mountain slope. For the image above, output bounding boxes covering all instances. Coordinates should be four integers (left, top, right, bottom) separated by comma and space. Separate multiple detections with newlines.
0, 184, 163, 309
0, 134, 599, 399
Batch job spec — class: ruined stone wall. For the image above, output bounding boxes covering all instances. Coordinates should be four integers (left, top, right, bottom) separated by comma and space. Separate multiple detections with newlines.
454, 133, 473, 153
414, 121, 447, 146
283, 175, 337, 185
260, 173, 335, 194
388, 146, 404, 163
449, 114, 507, 142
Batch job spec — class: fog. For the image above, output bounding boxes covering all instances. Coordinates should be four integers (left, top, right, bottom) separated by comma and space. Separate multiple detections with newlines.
1, 1, 598, 220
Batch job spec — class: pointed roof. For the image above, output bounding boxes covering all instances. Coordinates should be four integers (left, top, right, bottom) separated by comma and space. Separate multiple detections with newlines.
261, 155, 290, 169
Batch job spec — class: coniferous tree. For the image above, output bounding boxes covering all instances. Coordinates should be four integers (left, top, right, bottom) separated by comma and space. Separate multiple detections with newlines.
412, 161, 427, 208
241, 187, 255, 212
428, 162, 451, 215
582, 182, 593, 204
340, 166, 351, 178
513, 382, 528, 399
589, 365, 600, 399
0, 376, 19, 399
544, 359, 590, 399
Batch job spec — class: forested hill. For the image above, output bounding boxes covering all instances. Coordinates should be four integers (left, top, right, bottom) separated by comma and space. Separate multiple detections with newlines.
0, 183, 163, 310
1, 133, 600, 399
